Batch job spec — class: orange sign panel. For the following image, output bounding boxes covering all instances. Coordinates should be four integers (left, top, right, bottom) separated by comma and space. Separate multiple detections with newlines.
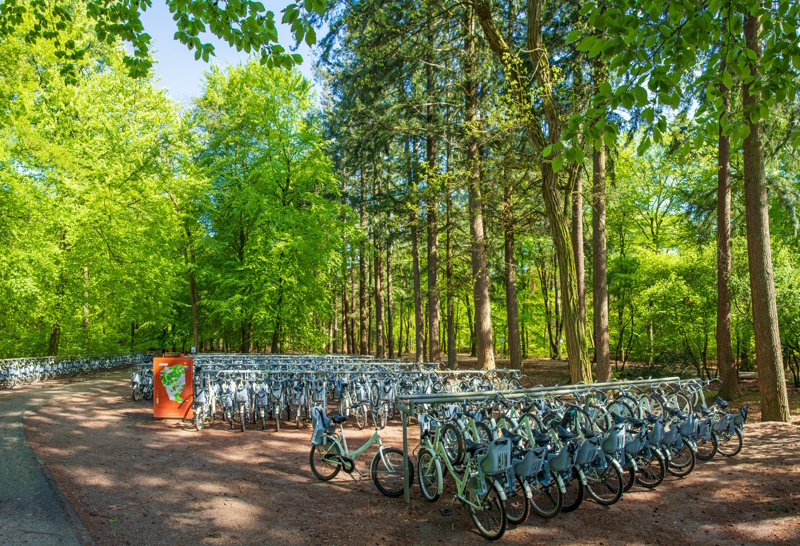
153, 356, 194, 419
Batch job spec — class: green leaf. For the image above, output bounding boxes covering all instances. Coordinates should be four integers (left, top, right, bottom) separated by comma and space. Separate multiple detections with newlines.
552, 154, 564, 173
792, 55, 800, 70
305, 23, 316, 47
542, 144, 553, 158
722, 70, 733, 90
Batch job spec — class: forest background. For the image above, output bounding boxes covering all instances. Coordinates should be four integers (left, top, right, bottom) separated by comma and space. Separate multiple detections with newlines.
1, 0, 798, 420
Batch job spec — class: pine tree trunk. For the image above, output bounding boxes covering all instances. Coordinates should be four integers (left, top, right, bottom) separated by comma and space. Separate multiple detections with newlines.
593, 139, 611, 382
571, 168, 586, 330
465, 8, 495, 370
375, 239, 384, 358
359, 170, 367, 355
426, 57, 441, 364
742, 13, 790, 422
503, 182, 522, 369
386, 241, 394, 358
446, 179, 456, 369
717, 77, 739, 398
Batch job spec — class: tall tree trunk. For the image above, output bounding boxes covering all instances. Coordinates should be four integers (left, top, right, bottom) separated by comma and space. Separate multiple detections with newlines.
47, 324, 60, 356
410, 139, 424, 363
503, 181, 522, 369
716, 60, 739, 399
368, 246, 373, 354
571, 168, 586, 330
332, 287, 338, 354
82, 266, 89, 349
446, 172, 456, 369
464, 8, 495, 370
426, 57, 441, 364
593, 136, 611, 381
742, 13, 790, 422
375, 238, 384, 357
359, 170, 367, 355
386, 240, 394, 358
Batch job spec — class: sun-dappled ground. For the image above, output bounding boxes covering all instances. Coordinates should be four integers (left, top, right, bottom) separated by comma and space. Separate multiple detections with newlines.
20, 367, 800, 545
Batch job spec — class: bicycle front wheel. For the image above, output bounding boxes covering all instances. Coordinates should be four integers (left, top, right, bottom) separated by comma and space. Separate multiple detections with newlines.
417, 449, 441, 502
668, 444, 696, 477
310, 443, 341, 481
370, 447, 414, 497
528, 470, 563, 518
469, 481, 507, 541
505, 476, 530, 524
695, 434, 718, 461
636, 449, 666, 489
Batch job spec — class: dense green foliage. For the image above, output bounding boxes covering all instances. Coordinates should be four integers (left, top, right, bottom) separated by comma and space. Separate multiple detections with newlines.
1, 0, 799, 414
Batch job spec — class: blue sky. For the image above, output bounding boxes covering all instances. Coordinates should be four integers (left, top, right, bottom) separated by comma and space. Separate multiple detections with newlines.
140, 1, 320, 104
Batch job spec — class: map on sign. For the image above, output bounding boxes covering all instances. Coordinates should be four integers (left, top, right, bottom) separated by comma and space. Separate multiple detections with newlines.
161, 364, 186, 403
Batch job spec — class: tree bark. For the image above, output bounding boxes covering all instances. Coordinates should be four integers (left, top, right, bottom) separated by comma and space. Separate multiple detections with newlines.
503, 180, 522, 369
375, 237, 385, 358
410, 139, 424, 362
571, 168, 586, 330
426, 43, 441, 364
593, 137, 611, 382
464, 7, 495, 370
359, 170, 367, 355
742, 13, 790, 422
446, 169, 456, 369
386, 240, 394, 358
717, 73, 739, 398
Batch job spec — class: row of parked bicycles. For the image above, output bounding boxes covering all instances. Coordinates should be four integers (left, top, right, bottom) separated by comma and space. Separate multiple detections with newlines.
1, 353, 151, 388
184, 356, 521, 433
368, 377, 748, 540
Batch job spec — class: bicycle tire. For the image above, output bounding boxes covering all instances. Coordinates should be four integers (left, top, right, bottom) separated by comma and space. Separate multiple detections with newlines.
195, 410, 204, 431
441, 422, 465, 466
695, 433, 718, 461
622, 466, 636, 492
561, 469, 584, 513
417, 449, 441, 502
370, 447, 414, 497
473, 420, 494, 445
355, 405, 367, 430
717, 429, 743, 457
528, 470, 563, 518
667, 445, 696, 477
310, 443, 341, 481
635, 449, 666, 489
586, 464, 624, 505
469, 480, 507, 541
505, 476, 530, 524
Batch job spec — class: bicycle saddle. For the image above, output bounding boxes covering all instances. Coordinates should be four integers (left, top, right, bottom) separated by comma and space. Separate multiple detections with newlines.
533, 430, 551, 447
629, 418, 645, 428
667, 407, 688, 419
700, 405, 712, 416
331, 415, 348, 424
466, 441, 486, 456
581, 427, 598, 439
556, 425, 574, 442
715, 396, 729, 410
644, 411, 660, 423
611, 412, 628, 425
500, 427, 521, 445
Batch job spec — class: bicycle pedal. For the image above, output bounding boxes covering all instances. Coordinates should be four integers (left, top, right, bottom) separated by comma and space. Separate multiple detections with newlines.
440, 508, 452, 517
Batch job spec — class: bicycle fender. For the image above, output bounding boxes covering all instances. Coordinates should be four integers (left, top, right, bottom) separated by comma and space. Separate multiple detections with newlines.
492, 479, 507, 501
576, 467, 587, 486
610, 458, 624, 475
522, 480, 533, 499
556, 473, 566, 494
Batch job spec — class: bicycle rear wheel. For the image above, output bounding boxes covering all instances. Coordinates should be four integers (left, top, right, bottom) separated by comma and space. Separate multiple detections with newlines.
561, 469, 584, 513
468, 481, 507, 541
667, 445, 696, 477
585, 464, 623, 505
310, 443, 341, 481
370, 447, 414, 497
528, 470, 563, 518
635, 450, 666, 489
695, 434, 718, 461
716, 429, 743, 457
505, 476, 530, 524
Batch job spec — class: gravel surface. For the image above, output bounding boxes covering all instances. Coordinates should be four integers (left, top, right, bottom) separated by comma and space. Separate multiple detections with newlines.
19, 368, 800, 545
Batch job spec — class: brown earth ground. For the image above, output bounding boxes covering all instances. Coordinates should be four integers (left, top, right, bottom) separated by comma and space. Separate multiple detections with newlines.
22, 358, 800, 545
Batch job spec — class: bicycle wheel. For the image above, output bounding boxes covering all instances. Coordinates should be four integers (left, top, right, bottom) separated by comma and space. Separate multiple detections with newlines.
635, 449, 666, 489
695, 434, 718, 461
622, 466, 636, 492
473, 420, 494, 445
528, 470, 563, 518
468, 480, 507, 541
355, 405, 368, 430
132, 387, 142, 401
194, 409, 204, 431
310, 443, 341, 481
561, 469, 584, 512
505, 476, 530, 525
667, 445, 696, 477
417, 449, 441, 502
716, 429, 743, 457
586, 464, 623, 505
441, 422, 465, 465
376, 405, 387, 430
144, 388, 153, 400
274, 404, 281, 432
370, 447, 414, 497
240, 409, 246, 432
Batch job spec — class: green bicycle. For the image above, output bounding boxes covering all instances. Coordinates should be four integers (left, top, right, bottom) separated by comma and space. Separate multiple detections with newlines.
309, 407, 413, 497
